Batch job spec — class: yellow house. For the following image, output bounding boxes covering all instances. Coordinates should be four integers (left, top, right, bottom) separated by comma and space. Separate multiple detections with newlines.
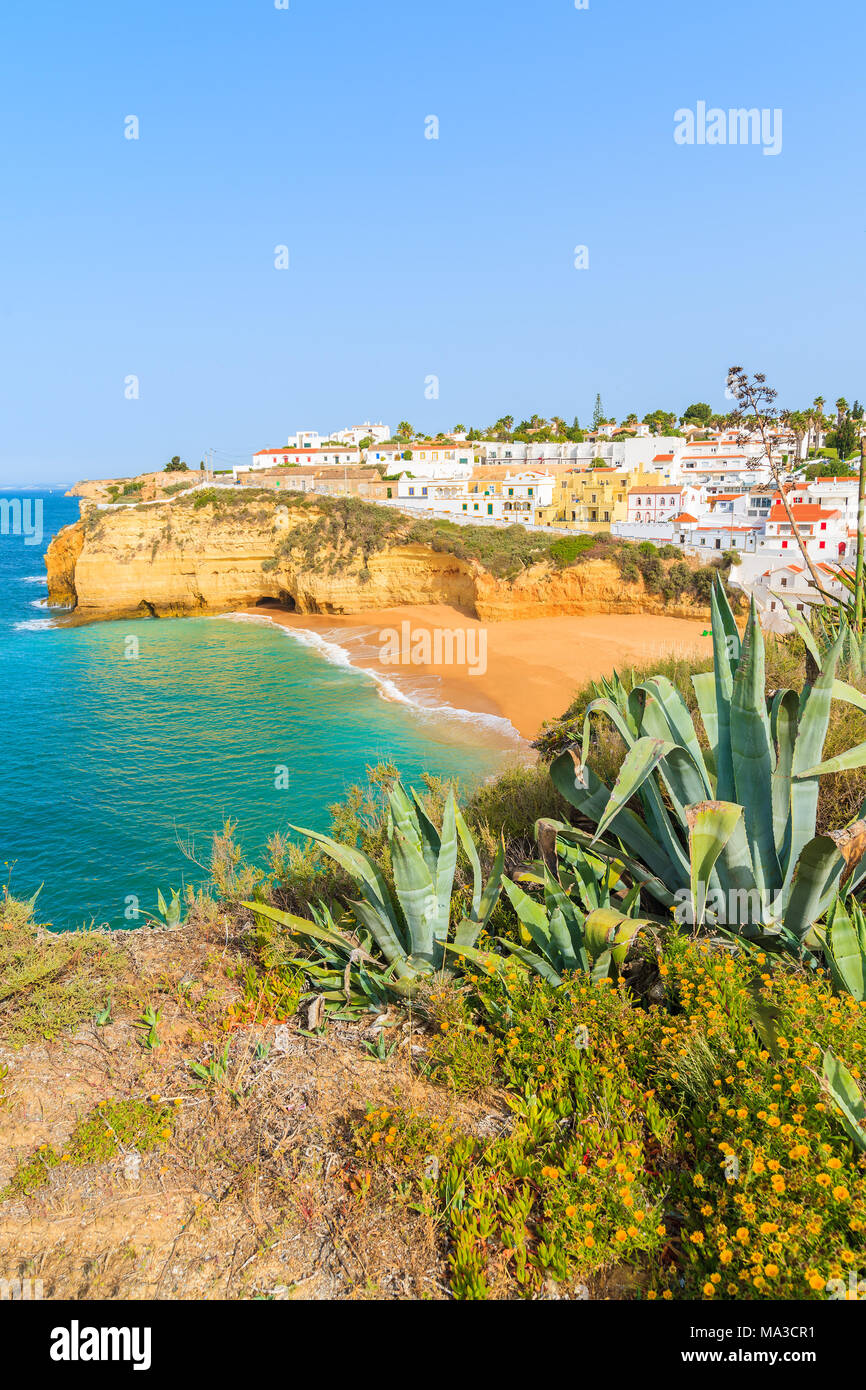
535, 468, 664, 531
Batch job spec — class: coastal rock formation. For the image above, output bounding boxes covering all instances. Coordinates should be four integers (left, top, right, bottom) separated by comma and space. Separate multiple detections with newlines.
46, 500, 713, 622
66, 470, 201, 504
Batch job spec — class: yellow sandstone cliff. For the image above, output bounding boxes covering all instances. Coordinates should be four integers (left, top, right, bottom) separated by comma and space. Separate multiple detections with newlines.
45, 499, 714, 623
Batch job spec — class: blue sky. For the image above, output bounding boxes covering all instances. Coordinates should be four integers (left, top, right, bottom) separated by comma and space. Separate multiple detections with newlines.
0, 0, 861, 483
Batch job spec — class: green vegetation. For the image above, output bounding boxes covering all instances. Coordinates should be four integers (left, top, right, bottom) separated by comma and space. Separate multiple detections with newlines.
106, 480, 144, 502
1, 1097, 177, 1201
0, 889, 128, 1047
353, 940, 866, 1299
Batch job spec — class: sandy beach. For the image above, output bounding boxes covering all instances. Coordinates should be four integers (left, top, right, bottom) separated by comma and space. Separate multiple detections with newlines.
239, 604, 713, 740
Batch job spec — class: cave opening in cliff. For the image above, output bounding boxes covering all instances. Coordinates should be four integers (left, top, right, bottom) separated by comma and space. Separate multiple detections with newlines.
255, 594, 295, 611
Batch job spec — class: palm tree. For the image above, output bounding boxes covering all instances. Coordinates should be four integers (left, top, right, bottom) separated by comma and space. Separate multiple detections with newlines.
783, 409, 809, 463
811, 396, 826, 455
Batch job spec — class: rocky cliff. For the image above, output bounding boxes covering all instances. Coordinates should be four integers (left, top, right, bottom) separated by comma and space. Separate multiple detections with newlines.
45, 497, 714, 623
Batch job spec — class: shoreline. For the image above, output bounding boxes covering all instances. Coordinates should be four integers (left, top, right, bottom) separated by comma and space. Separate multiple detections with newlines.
236, 604, 714, 740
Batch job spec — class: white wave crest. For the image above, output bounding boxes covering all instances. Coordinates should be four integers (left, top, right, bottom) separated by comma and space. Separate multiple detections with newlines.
13, 617, 57, 632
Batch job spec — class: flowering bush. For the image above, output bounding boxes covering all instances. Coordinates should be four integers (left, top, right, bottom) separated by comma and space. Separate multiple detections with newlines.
352, 939, 866, 1300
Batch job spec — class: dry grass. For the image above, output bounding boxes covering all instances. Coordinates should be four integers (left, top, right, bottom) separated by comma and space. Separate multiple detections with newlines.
0, 914, 497, 1301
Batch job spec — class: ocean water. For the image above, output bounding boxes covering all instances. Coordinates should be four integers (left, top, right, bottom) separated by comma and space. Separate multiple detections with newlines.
1, 493, 520, 931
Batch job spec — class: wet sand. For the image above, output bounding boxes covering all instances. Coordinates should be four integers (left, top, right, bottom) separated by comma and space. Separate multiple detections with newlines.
238, 604, 713, 741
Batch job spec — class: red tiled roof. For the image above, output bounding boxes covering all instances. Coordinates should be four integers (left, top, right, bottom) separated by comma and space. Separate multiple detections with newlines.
768, 504, 841, 522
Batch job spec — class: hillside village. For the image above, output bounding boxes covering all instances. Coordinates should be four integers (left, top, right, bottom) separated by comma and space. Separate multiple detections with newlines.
76, 397, 866, 630
217, 400, 864, 628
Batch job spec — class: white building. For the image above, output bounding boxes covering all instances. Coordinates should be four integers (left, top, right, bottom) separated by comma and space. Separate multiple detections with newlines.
249, 444, 362, 472
752, 562, 849, 617
392, 469, 555, 523
759, 502, 848, 563
480, 436, 683, 474
368, 440, 480, 476
332, 422, 391, 447
626, 484, 703, 526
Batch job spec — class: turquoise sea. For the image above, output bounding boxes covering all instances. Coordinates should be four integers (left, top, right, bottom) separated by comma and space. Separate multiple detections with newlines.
2, 493, 520, 931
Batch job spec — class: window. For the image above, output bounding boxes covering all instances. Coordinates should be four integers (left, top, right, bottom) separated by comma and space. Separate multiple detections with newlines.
782, 540, 788, 549
487, 503, 493, 515
462, 503, 467, 512
408, 487, 414, 496
819, 541, 825, 549
508, 488, 514, 496
422, 487, 428, 496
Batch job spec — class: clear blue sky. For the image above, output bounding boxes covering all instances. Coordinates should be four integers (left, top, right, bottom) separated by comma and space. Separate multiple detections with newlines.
0, 0, 862, 483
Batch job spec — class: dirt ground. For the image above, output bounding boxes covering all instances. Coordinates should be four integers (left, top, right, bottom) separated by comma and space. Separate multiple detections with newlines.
0, 922, 502, 1300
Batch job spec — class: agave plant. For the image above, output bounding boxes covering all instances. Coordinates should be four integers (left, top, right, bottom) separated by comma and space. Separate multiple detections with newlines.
146, 887, 183, 929
818, 894, 866, 1000
778, 590, 866, 678
823, 1048, 866, 1153
549, 580, 866, 953
447, 820, 652, 986
244, 782, 504, 1011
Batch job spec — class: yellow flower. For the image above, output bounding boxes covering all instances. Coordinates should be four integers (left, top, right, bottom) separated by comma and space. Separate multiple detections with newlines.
703, 1283, 715, 1298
